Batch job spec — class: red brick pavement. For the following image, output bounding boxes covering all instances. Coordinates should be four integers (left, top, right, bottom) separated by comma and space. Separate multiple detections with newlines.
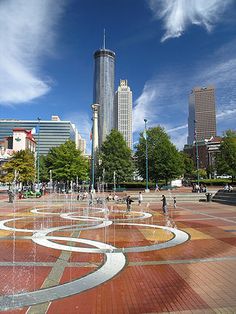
0, 197, 235, 313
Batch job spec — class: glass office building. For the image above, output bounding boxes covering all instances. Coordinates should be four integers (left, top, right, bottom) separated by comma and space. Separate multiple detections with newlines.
93, 48, 115, 146
0, 117, 78, 156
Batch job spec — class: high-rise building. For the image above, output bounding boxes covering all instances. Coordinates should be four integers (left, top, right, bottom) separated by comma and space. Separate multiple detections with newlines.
114, 79, 133, 149
187, 86, 216, 145
93, 41, 115, 146
0, 116, 86, 156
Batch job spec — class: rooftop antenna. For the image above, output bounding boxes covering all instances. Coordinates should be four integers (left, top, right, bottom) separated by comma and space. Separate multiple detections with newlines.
103, 28, 106, 49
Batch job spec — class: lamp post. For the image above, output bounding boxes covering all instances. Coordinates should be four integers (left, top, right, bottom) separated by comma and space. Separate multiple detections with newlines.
102, 168, 105, 193
144, 119, 149, 192
113, 171, 116, 192
91, 117, 95, 192
91, 104, 99, 193
49, 169, 52, 193
194, 120, 200, 186
37, 117, 41, 191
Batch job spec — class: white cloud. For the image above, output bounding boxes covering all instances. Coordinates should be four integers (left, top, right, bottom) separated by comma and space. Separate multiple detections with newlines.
167, 124, 188, 133
133, 74, 188, 135
148, 0, 233, 42
133, 81, 160, 132
216, 104, 236, 120
0, 0, 65, 105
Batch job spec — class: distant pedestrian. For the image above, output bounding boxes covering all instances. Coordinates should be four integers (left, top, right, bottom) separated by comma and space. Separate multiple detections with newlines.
155, 183, 160, 192
195, 184, 200, 193
138, 192, 143, 206
162, 195, 167, 214
173, 197, 177, 209
126, 195, 134, 212
114, 193, 119, 202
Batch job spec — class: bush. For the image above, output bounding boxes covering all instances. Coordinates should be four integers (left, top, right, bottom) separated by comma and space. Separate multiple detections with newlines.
190, 179, 234, 186
105, 181, 166, 190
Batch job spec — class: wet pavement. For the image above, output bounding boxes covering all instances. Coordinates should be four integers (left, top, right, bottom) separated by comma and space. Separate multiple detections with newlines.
0, 193, 235, 313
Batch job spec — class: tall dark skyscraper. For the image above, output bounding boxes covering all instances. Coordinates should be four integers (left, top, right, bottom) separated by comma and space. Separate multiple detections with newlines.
187, 86, 217, 145
93, 35, 115, 146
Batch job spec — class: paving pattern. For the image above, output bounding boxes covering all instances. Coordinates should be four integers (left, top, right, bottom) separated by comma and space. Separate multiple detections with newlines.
0, 193, 235, 313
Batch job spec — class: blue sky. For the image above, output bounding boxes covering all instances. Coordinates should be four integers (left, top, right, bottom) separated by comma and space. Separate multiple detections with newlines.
0, 0, 236, 152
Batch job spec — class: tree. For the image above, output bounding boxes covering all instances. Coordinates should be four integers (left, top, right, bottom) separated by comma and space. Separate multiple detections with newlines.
180, 152, 195, 179
193, 168, 207, 179
216, 130, 236, 180
135, 126, 183, 184
1, 150, 35, 184
39, 155, 49, 182
97, 129, 134, 183
45, 140, 89, 182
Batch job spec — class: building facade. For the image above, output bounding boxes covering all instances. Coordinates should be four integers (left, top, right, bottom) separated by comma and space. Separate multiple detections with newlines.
93, 48, 115, 146
0, 116, 85, 156
187, 86, 216, 145
76, 133, 86, 155
114, 79, 133, 149
184, 136, 222, 176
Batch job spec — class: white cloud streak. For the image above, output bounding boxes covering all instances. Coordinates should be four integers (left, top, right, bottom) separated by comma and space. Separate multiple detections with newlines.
133, 82, 161, 132
216, 107, 236, 120
148, 0, 233, 42
167, 124, 188, 133
0, 0, 65, 105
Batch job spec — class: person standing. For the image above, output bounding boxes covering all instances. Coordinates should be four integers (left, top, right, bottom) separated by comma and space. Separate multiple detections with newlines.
162, 195, 167, 214
138, 192, 143, 206
126, 195, 133, 212
173, 197, 177, 209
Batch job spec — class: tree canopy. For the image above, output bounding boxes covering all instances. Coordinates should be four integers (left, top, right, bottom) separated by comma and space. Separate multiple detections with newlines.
180, 152, 195, 179
1, 149, 35, 184
39, 155, 49, 182
97, 129, 134, 183
45, 140, 89, 182
135, 126, 183, 184
216, 130, 236, 180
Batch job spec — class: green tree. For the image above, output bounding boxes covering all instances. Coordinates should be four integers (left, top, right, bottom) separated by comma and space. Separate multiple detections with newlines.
135, 126, 184, 184
46, 140, 89, 181
180, 152, 195, 179
1, 150, 35, 184
193, 168, 207, 179
216, 130, 236, 180
39, 155, 49, 182
97, 129, 134, 183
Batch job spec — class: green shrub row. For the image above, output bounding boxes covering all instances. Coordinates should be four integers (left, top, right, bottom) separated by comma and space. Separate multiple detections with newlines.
190, 179, 234, 186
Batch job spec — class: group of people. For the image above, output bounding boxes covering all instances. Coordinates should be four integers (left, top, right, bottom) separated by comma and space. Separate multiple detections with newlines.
224, 184, 234, 192
192, 183, 207, 193
126, 192, 175, 215
77, 190, 89, 201
77, 189, 176, 215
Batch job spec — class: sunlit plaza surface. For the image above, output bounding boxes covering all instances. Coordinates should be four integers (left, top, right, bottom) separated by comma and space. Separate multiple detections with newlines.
0, 191, 235, 314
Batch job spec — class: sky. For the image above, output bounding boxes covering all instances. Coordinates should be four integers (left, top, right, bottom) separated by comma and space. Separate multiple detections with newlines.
0, 0, 236, 152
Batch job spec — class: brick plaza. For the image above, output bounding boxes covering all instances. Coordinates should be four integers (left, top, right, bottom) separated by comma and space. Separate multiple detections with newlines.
0, 191, 235, 314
